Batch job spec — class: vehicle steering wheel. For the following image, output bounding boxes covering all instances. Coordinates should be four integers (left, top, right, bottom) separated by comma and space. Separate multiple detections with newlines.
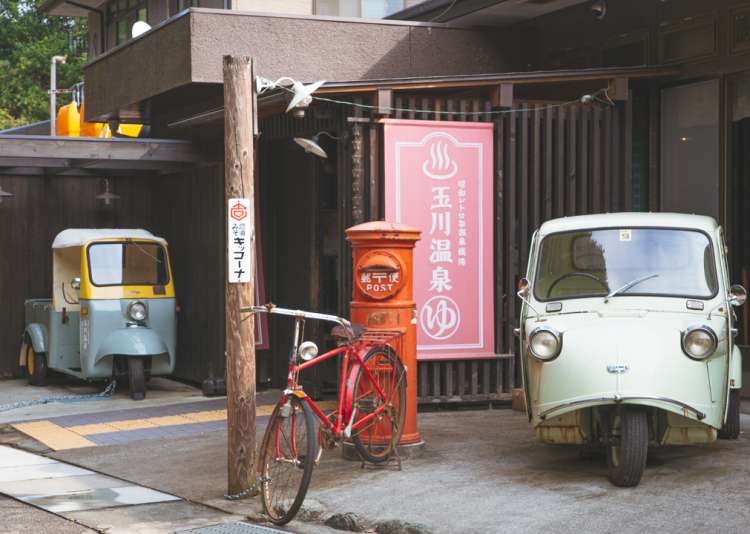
546, 272, 608, 298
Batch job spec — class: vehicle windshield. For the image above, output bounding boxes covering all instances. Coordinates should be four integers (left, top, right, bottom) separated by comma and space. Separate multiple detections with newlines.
534, 228, 718, 301
87, 242, 169, 287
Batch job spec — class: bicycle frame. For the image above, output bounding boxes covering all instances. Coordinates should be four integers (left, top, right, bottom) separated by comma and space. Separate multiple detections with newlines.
242, 304, 392, 439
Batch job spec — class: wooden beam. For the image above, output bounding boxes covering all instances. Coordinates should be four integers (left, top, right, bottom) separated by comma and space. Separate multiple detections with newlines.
376, 88, 393, 116
0, 136, 205, 163
490, 84, 514, 109
223, 55, 258, 498
608, 77, 630, 101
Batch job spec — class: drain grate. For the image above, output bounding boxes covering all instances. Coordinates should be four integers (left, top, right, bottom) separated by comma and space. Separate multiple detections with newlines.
177, 522, 289, 534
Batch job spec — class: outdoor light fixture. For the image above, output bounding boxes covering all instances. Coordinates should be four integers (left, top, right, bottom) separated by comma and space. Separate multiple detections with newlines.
131, 21, 151, 38
96, 179, 120, 206
591, 0, 607, 20
255, 76, 326, 118
293, 131, 341, 159
0, 185, 14, 204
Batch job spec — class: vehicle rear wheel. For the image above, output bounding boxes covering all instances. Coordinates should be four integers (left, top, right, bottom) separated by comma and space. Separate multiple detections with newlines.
259, 396, 316, 525
607, 407, 648, 487
718, 389, 741, 440
351, 346, 407, 463
25, 344, 47, 386
127, 357, 146, 401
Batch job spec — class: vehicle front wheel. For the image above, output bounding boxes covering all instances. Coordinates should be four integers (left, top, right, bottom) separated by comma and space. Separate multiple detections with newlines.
607, 407, 648, 487
127, 357, 146, 401
718, 389, 741, 440
25, 343, 47, 386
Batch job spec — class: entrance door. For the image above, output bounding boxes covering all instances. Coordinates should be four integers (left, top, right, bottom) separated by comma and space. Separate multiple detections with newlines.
264, 137, 342, 392
728, 71, 750, 396
660, 80, 720, 219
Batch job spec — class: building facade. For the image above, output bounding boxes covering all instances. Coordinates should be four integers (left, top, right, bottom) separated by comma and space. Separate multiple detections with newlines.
2, 0, 749, 400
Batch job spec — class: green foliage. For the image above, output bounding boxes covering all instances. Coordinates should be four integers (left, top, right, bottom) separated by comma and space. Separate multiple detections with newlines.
0, 0, 87, 128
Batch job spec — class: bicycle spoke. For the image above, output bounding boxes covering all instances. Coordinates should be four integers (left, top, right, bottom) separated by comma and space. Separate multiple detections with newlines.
260, 399, 316, 525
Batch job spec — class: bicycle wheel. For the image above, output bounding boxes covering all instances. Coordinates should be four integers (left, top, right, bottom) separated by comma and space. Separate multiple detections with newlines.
351, 345, 407, 463
258, 396, 317, 525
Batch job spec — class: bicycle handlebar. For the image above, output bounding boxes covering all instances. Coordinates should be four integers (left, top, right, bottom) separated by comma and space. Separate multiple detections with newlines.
239, 304, 356, 341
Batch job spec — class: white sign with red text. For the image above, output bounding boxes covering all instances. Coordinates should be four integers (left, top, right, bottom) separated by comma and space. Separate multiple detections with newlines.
228, 198, 251, 283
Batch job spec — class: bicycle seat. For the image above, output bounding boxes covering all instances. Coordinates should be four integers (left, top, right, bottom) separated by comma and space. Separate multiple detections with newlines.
331, 323, 367, 340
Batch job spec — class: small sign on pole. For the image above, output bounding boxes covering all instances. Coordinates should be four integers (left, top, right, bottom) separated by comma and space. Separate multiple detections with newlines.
228, 198, 251, 283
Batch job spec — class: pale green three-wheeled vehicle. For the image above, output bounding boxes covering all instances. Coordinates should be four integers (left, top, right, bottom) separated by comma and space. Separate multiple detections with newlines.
518, 213, 745, 486
20, 229, 177, 400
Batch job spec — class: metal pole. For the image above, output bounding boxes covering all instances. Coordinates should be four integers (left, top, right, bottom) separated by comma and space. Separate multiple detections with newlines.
223, 55, 258, 497
50, 56, 66, 136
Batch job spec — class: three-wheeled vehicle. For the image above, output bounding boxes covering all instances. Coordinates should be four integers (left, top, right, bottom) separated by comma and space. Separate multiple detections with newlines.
20, 229, 177, 400
518, 213, 745, 486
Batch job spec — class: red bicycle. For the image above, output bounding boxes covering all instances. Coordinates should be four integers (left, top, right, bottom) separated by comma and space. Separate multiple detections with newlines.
242, 304, 407, 525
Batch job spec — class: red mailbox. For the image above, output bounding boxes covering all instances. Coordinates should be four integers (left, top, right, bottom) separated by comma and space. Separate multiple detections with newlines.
346, 221, 422, 449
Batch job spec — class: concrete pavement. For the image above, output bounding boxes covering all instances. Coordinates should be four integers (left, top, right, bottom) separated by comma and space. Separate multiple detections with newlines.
3, 386, 750, 533
44, 407, 750, 534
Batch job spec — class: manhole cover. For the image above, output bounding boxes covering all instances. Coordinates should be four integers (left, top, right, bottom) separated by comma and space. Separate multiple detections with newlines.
177, 522, 288, 534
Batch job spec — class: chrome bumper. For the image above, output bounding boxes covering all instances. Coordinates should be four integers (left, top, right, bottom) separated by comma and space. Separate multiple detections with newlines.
538, 394, 706, 421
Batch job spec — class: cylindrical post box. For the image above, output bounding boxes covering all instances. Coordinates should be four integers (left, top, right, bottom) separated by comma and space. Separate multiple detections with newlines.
346, 221, 423, 449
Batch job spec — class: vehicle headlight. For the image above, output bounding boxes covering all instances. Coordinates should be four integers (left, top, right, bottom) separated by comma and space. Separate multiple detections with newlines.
298, 341, 318, 361
682, 325, 717, 360
127, 301, 148, 322
528, 326, 562, 361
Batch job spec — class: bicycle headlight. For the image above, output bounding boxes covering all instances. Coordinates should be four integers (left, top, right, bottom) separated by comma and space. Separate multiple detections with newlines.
682, 325, 717, 360
127, 301, 148, 322
528, 326, 562, 361
298, 341, 319, 361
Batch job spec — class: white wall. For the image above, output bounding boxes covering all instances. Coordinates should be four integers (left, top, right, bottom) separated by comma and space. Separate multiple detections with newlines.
232, 0, 313, 15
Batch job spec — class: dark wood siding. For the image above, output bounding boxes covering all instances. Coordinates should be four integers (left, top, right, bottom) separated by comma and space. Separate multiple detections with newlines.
150, 164, 226, 383
0, 174, 153, 377
384, 94, 632, 403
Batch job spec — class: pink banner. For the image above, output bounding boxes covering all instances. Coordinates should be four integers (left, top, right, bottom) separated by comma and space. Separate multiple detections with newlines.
384, 120, 494, 360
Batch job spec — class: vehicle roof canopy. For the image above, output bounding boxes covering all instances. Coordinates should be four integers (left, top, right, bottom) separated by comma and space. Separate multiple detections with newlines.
537, 212, 719, 238
52, 229, 167, 249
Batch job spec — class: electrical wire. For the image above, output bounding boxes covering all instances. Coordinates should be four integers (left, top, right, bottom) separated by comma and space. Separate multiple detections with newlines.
428, 0, 459, 22
278, 86, 614, 116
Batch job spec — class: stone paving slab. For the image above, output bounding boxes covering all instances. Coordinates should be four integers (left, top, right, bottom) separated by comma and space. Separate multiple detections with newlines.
0, 445, 178, 514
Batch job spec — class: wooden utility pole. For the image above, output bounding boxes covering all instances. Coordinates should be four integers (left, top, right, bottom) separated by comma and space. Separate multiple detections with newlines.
224, 55, 257, 497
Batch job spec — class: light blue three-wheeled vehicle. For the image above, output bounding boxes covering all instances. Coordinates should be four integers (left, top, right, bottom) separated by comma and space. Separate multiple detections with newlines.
20, 229, 177, 400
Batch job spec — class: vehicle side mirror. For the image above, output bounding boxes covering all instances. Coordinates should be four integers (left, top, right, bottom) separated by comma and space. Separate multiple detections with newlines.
728, 284, 747, 307
517, 278, 530, 299
71, 277, 81, 291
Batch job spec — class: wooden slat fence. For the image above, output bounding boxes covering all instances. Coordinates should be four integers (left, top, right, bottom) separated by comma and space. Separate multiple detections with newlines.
389, 94, 632, 403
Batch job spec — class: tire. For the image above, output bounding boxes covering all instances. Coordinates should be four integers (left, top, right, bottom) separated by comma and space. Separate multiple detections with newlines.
127, 357, 146, 401
718, 389, 741, 440
259, 396, 317, 525
607, 407, 648, 487
351, 346, 407, 463
25, 343, 47, 386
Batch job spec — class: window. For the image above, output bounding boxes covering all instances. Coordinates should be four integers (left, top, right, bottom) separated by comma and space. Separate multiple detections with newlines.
657, 15, 717, 64
174, 0, 199, 14
87, 242, 169, 287
315, 0, 405, 18
730, 5, 750, 55
108, 0, 148, 46
534, 229, 718, 302
660, 80, 720, 219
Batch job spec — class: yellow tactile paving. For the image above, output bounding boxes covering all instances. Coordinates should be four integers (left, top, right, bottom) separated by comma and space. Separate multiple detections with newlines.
108, 418, 159, 431
181, 409, 227, 423
14, 400, 342, 451
66, 423, 119, 435
147, 415, 194, 426
12, 421, 96, 451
